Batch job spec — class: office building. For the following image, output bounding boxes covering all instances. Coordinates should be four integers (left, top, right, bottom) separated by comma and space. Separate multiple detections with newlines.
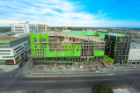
128, 43, 140, 64
0, 34, 30, 65
11, 22, 36, 34
30, 32, 105, 65
36, 24, 47, 33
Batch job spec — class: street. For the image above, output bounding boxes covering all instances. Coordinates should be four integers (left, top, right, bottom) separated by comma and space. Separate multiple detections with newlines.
0, 70, 140, 92
0, 58, 140, 93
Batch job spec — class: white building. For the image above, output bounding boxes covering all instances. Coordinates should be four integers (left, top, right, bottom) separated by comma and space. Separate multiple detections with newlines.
36, 24, 47, 33
96, 29, 108, 33
0, 34, 30, 65
128, 43, 140, 64
11, 22, 36, 34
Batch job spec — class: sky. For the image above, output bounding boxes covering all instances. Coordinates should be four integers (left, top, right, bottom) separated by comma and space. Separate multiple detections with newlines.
0, 0, 140, 27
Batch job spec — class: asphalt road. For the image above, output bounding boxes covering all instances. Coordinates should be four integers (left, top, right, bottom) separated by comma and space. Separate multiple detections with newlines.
0, 58, 140, 93
1, 70, 140, 92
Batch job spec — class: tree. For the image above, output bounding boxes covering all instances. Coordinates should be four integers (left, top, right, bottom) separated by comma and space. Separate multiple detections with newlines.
92, 82, 114, 93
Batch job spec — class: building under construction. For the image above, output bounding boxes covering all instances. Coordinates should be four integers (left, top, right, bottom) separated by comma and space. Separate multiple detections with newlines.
30, 32, 105, 65
104, 33, 131, 64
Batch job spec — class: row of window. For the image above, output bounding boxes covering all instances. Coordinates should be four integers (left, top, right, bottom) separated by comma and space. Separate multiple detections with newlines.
2, 56, 14, 58
14, 46, 21, 50
0, 53, 10, 55
128, 60, 140, 62
0, 50, 11, 52
16, 47, 24, 53
0, 43, 9, 45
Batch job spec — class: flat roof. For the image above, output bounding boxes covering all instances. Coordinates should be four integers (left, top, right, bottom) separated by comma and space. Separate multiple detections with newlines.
0, 34, 29, 41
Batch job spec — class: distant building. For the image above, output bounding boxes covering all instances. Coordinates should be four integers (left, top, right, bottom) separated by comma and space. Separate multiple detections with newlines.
36, 24, 47, 33
11, 21, 36, 34
96, 29, 108, 33
137, 32, 140, 36
64, 27, 68, 30
0, 34, 30, 65
29, 24, 36, 34
62, 30, 71, 32
128, 43, 140, 64
86, 29, 92, 31
0, 32, 15, 39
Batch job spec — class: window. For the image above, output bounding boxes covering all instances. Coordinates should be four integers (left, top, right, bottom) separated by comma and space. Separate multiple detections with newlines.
16, 47, 24, 53
14, 46, 21, 50
34, 37, 37, 42
35, 44, 37, 48
3, 56, 14, 58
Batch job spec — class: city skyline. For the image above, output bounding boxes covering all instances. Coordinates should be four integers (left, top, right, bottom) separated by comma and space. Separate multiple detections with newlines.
0, 0, 140, 27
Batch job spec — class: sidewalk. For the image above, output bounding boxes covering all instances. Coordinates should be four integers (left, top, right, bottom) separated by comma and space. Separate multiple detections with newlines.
0, 65, 19, 72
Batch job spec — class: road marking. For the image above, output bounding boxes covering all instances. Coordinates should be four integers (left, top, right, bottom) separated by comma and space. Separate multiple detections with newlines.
4, 73, 19, 90
26, 58, 32, 66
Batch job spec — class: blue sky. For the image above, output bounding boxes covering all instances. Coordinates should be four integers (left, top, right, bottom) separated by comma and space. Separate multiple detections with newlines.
0, 0, 140, 27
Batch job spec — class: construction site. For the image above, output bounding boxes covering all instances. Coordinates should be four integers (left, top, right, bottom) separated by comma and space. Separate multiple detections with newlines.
30, 32, 105, 65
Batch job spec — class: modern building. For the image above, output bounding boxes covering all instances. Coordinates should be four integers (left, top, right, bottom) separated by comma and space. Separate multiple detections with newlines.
30, 32, 105, 65
128, 43, 140, 64
96, 29, 108, 33
104, 33, 131, 64
0, 34, 30, 65
11, 22, 36, 34
0, 32, 15, 39
64, 27, 68, 30
36, 24, 47, 33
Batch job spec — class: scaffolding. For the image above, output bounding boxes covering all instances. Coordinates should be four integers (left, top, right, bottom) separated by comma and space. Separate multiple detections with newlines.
30, 32, 105, 65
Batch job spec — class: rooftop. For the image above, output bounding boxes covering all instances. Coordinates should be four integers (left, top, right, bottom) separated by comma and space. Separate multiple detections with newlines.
130, 43, 140, 49
34, 32, 104, 43
106, 33, 125, 37
0, 34, 29, 41
0, 36, 19, 41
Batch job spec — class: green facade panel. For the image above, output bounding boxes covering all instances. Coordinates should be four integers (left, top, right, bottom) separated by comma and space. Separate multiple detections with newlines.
98, 33, 106, 39
31, 34, 105, 64
62, 31, 96, 36
30, 34, 82, 58
106, 33, 125, 37
104, 55, 114, 64
94, 51, 104, 56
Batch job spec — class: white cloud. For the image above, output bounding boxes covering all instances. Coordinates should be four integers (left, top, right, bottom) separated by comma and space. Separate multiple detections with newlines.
0, 0, 139, 27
